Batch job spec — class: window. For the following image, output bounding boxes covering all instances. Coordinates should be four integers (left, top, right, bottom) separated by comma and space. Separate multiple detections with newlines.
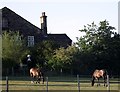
28, 36, 34, 47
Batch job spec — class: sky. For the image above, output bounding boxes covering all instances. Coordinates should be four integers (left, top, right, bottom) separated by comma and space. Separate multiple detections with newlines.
0, 0, 119, 42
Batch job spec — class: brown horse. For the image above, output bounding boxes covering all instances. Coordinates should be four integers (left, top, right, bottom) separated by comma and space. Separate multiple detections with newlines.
30, 67, 44, 84
91, 69, 108, 87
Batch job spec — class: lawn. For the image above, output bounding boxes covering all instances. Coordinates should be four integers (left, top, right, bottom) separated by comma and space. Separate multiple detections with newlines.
1, 76, 120, 92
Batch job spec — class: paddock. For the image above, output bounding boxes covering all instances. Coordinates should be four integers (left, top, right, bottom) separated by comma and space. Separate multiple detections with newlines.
1, 75, 119, 92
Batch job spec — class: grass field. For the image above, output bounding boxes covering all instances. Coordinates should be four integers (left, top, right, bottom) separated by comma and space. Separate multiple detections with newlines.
1, 76, 120, 92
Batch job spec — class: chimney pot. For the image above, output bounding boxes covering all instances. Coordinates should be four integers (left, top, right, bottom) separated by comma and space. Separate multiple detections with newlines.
42, 12, 45, 16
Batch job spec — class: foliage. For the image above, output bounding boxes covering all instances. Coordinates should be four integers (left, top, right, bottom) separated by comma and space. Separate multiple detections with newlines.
2, 20, 120, 76
2, 31, 27, 68
28, 40, 58, 68
48, 45, 79, 72
76, 20, 115, 52
75, 20, 120, 75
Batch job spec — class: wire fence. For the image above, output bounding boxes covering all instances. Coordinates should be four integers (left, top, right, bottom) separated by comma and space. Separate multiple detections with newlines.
1, 75, 119, 92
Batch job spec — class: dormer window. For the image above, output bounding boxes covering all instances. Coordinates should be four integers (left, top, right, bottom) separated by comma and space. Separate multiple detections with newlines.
28, 36, 34, 47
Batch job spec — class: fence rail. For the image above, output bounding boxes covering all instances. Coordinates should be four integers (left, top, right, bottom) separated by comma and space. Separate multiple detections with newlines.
1, 75, 119, 92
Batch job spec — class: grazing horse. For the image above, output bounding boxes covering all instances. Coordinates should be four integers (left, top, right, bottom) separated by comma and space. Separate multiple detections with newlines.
30, 67, 44, 84
91, 69, 108, 87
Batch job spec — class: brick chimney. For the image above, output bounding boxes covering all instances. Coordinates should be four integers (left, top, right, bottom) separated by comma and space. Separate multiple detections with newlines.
40, 12, 47, 36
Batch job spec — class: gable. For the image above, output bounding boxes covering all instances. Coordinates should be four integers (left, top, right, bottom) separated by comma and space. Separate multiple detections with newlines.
2, 7, 41, 36
1, 7, 72, 47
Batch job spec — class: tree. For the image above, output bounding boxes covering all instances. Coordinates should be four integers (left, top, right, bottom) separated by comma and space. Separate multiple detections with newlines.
75, 20, 120, 75
48, 45, 78, 74
2, 31, 27, 69
28, 40, 58, 69
76, 20, 115, 52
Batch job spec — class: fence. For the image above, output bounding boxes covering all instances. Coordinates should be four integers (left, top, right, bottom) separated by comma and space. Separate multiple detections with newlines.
2, 75, 113, 92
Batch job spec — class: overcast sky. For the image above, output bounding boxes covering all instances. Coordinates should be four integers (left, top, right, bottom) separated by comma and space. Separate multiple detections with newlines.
0, 0, 119, 42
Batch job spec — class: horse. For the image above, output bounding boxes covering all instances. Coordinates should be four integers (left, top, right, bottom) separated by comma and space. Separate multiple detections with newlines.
30, 67, 44, 84
91, 69, 108, 87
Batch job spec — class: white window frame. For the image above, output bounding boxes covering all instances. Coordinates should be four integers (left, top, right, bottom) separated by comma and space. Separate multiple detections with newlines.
28, 36, 34, 47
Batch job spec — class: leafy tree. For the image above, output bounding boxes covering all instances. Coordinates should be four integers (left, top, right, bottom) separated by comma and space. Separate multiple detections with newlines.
76, 20, 115, 52
75, 20, 120, 75
48, 45, 78, 73
2, 31, 27, 69
28, 40, 58, 69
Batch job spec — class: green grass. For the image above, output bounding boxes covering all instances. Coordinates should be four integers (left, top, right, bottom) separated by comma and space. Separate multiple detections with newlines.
1, 76, 120, 91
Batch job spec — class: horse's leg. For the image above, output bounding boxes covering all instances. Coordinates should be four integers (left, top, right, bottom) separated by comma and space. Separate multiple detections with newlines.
32, 76, 37, 84
97, 78, 100, 86
31, 77, 34, 83
43, 77, 44, 84
33, 76, 37, 83
30, 73, 34, 84
42, 76, 44, 84
98, 78, 100, 86
103, 76, 105, 86
36, 77, 39, 84
104, 76, 107, 87
31, 76, 35, 84
37, 77, 41, 84
91, 76, 95, 86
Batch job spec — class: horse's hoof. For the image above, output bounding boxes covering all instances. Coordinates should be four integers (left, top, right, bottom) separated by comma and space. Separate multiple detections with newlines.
31, 81, 34, 84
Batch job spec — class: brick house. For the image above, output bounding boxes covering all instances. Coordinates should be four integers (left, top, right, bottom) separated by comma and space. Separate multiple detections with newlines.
1, 7, 72, 47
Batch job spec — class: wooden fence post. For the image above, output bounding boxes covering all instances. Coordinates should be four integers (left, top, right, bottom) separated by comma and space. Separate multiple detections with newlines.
77, 74, 80, 92
46, 77, 48, 92
6, 76, 8, 92
107, 75, 110, 92
12, 67, 14, 76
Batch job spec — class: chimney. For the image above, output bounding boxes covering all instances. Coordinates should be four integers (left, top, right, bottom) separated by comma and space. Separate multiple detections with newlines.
40, 12, 47, 36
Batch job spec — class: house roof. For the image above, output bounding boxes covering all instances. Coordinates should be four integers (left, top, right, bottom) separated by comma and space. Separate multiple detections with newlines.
2, 7, 41, 36
48, 34, 72, 41
1, 7, 72, 46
